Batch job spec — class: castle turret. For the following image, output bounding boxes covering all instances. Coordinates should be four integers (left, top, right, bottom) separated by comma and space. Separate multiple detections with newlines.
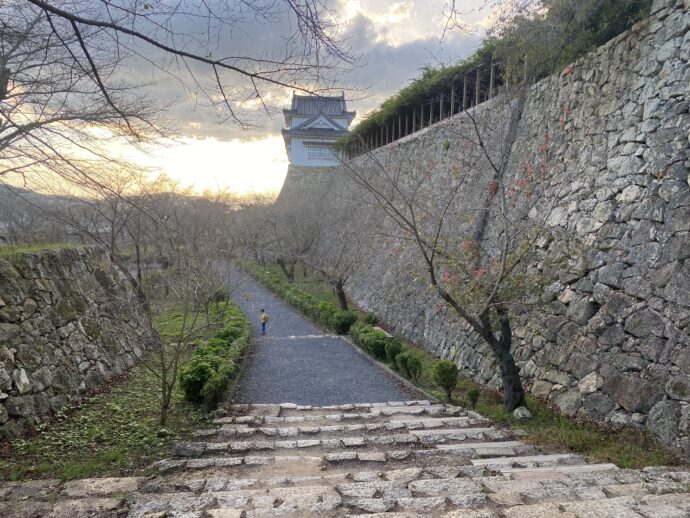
281, 93, 355, 167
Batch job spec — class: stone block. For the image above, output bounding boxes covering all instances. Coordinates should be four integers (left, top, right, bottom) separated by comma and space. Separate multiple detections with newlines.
647, 400, 680, 444
6, 396, 34, 418
624, 309, 665, 338
602, 374, 662, 413
174, 442, 206, 457
554, 390, 583, 416
666, 374, 690, 400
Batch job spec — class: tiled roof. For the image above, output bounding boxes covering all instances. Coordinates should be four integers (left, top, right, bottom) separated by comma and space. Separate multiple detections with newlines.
286, 94, 353, 116
282, 127, 348, 138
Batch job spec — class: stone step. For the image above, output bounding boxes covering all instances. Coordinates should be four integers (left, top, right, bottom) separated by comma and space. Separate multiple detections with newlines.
471, 453, 581, 467
129, 475, 690, 517
501, 492, 690, 518
175, 430, 519, 459
223, 400, 434, 416
215, 403, 463, 428
204, 419, 495, 440
499, 462, 619, 477
159, 442, 541, 475
7, 400, 690, 518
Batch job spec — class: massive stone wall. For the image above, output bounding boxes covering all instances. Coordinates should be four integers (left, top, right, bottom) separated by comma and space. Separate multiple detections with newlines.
0, 247, 150, 438
284, 0, 690, 458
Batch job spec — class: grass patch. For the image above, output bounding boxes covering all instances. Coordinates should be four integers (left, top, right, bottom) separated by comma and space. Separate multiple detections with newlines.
248, 261, 683, 470
0, 243, 80, 257
0, 365, 208, 481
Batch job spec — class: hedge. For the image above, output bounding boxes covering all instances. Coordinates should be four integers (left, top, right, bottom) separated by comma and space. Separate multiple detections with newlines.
349, 322, 388, 360
244, 264, 357, 335
178, 303, 251, 409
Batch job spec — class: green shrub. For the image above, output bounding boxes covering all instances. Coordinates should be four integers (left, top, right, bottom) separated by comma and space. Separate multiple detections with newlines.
215, 326, 243, 342
467, 387, 480, 409
406, 354, 423, 383
364, 312, 378, 325
396, 352, 411, 378
211, 288, 228, 303
330, 310, 357, 334
432, 360, 459, 401
349, 323, 388, 360
179, 357, 215, 403
178, 303, 251, 409
385, 338, 403, 366
200, 362, 236, 410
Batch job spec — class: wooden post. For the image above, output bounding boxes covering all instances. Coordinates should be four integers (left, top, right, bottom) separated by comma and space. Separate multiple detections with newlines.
489, 58, 495, 99
412, 108, 417, 131
450, 81, 456, 115
463, 75, 468, 110
475, 66, 481, 106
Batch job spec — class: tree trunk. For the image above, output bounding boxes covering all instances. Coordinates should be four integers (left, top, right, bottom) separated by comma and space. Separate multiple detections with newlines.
335, 283, 348, 310
277, 258, 295, 283
135, 242, 142, 285
302, 263, 308, 278
494, 346, 524, 410
160, 380, 170, 426
469, 306, 525, 411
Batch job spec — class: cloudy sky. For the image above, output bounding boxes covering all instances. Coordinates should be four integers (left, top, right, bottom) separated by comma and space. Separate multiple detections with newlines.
132, 0, 491, 194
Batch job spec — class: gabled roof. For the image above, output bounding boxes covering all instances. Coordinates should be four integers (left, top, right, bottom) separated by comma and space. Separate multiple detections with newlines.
283, 93, 355, 117
292, 112, 346, 131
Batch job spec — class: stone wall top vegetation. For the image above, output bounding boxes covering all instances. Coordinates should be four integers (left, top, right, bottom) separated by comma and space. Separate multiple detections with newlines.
0, 247, 149, 438
283, 0, 690, 459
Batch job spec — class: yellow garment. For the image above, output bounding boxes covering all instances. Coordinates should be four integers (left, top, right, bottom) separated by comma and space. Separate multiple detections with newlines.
260, 313, 269, 323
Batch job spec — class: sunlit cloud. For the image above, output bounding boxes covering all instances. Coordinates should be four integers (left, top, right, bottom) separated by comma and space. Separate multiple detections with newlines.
149, 136, 287, 196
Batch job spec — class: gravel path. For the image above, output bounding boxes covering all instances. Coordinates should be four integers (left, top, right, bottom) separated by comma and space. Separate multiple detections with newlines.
229, 268, 419, 405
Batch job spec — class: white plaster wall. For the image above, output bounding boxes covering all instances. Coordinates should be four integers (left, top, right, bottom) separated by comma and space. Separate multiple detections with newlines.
290, 138, 341, 167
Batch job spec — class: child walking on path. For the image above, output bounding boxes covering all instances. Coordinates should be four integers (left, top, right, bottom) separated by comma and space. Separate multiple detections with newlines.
260, 309, 269, 335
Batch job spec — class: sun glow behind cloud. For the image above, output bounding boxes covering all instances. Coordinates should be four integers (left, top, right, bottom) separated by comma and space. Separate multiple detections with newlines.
148, 136, 288, 196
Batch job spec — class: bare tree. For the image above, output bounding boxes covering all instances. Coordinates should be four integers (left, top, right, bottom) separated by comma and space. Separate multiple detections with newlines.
339, 92, 564, 410
1, 1, 355, 192
263, 198, 322, 282
304, 205, 369, 310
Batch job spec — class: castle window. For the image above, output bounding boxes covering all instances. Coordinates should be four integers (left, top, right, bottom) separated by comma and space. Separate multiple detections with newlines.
306, 145, 334, 159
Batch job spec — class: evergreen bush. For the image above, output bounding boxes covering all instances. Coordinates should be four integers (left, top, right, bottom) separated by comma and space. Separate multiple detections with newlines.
432, 360, 459, 401
178, 303, 251, 409
349, 322, 388, 360
467, 387, 481, 409
385, 338, 403, 366
406, 354, 423, 383
364, 312, 378, 325
396, 351, 411, 378
330, 310, 358, 334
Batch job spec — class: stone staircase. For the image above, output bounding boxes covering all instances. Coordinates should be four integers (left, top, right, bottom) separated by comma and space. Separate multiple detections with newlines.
2, 400, 689, 517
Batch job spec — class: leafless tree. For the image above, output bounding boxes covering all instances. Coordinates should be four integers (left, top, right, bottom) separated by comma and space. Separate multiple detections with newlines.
339, 92, 565, 410
263, 197, 323, 282
304, 204, 369, 310
1, 0, 356, 198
